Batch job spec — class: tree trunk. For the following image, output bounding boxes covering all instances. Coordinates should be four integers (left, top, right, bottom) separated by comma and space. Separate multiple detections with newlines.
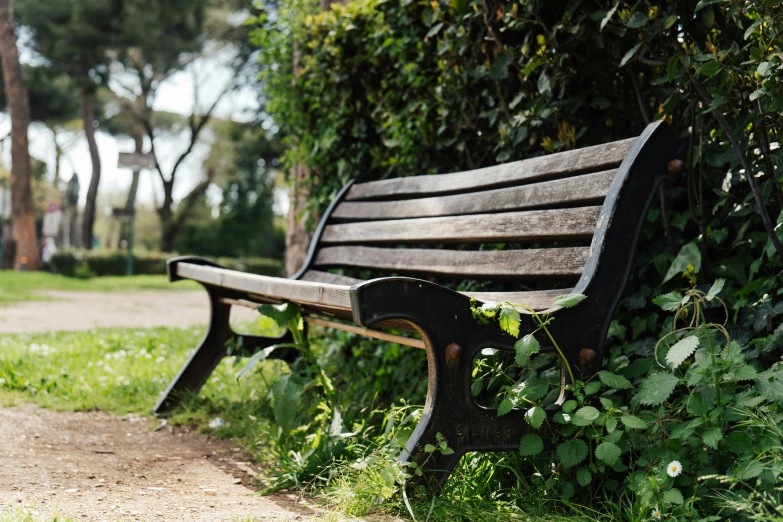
80, 87, 101, 250
0, 0, 38, 270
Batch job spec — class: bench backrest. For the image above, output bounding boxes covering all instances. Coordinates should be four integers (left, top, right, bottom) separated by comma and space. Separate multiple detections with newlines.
293, 121, 681, 313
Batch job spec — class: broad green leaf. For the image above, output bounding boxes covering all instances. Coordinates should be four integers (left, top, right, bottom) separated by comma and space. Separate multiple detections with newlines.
424, 443, 436, 453
731, 365, 757, 382
595, 441, 621, 465
271, 373, 303, 434
626, 12, 648, 28
576, 468, 592, 486
526, 406, 546, 429
703, 426, 723, 449
514, 334, 540, 365
557, 439, 588, 468
497, 398, 514, 416
598, 371, 633, 390
666, 335, 700, 367
756, 369, 783, 401
662, 14, 678, 29
699, 60, 721, 77
537, 71, 552, 95
235, 346, 279, 380
257, 302, 301, 328
583, 381, 601, 395
620, 42, 642, 67
471, 378, 483, 396
621, 415, 648, 430
634, 373, 679, 406
706, 279, 725, 301
561, 400, 577, 413
663, 243, 702, 283
519, 434, 544, 456
687, 394, 710, 416
664, 488, 684, 505
606, 416, 618, 433
554, 293, 587, 308
652, 291, 685, 311
572, 406, 600, 426
499, 305, 521, 337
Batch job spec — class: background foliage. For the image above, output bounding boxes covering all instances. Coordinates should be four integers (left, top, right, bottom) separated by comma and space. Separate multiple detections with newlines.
245, 0, 783, 519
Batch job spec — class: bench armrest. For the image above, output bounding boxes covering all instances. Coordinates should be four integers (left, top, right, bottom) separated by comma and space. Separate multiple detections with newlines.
167, 256, 227, 283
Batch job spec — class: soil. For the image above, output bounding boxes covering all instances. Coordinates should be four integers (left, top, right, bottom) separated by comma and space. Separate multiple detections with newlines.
0, 291, 258, 334
0, 403, 322, 521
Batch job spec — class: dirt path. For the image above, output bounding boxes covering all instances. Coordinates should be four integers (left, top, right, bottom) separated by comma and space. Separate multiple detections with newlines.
0, 404, 325, 521
0, 291, 258, 334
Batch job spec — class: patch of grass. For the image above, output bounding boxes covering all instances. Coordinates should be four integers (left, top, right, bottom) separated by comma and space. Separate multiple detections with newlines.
0, 507, 75, 522
0, 271, 199, 306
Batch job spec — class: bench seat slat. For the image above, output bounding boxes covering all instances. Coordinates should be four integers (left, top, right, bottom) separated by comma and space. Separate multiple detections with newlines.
177, 263, 352, 311
333, 170, 614, 221
345, 138, 634, 201
314, 246, 588, 279
321, 207, 601, 245
300, 270, 569, 311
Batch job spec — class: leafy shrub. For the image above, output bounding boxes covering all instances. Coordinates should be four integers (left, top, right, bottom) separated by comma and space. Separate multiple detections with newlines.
47, 249, 282, 278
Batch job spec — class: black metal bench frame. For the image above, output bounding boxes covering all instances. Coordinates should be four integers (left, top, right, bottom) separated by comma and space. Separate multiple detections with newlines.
154, 121, 682, 488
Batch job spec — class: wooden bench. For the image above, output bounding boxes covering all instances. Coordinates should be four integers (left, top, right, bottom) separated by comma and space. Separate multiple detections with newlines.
155, 121, 681, 487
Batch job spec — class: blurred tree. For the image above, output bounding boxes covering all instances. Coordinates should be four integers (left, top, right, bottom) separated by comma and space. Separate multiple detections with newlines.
16, 0, 123, 250
0, 0, 37, 269
175, 121, 284, 259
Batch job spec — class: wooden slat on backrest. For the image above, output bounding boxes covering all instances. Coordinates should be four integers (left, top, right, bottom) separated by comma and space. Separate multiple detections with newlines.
321, 207, 601, 245
333, 170, 615, 221
314, 246, 588, 279
345, 138, 634, 201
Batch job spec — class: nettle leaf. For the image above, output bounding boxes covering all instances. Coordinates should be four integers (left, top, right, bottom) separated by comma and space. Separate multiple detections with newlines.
706, 279, 725, 301
554, 293, 587, 308
271, 373, 303, 434
561, 400, 577, 413
598, 371, 633, 390
519, 434, 544, 456
576, 467, 592, 486
497, 398, 514, 417
526, 406, 546, 429
731, 365, 758, 382
664, 488, 684, 505
499, 305, 521, 338
606, 416, 618, 433
595, 441, 621, 465
621, 415, 648, 430
634, 373, 679, 406
703, 426, 723, 449
514, 334, 540, 365
572, 406, 600, 426
666, 335, 700, 368
557, 439, 588, 468
652, 291, 685, 311
583, 381, 601, 395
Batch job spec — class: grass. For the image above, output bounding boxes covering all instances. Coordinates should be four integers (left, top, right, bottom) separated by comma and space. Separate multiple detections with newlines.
0, 322, 616, 522
0, 271, 199, 305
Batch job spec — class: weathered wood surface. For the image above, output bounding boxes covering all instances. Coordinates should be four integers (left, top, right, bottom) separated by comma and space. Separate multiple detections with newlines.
314, 246, 588, 279
345, 139, 634, 201
300, 270, 361, 286
333, 170, 615, 221
321, 207, 601, 245
177, 263, 352, 311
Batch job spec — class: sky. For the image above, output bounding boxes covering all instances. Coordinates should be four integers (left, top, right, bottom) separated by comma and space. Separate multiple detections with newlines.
0, 42, 290, 218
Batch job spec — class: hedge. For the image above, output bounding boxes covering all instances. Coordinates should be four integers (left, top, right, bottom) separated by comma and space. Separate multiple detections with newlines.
47, 249, 282, 278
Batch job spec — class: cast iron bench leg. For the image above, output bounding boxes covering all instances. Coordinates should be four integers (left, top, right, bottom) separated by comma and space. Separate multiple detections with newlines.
154, 285, 293, 416
351, 278, 551, 491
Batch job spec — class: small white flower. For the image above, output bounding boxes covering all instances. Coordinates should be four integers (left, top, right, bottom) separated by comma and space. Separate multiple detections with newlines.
651, 506, 661, 519
667, 460, 682, 478
480, 301, 498, 310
